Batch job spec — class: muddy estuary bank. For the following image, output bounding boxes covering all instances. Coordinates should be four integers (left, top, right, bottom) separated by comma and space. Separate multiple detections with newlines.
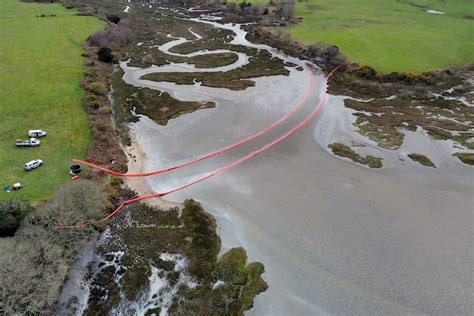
60, 2, 473, 315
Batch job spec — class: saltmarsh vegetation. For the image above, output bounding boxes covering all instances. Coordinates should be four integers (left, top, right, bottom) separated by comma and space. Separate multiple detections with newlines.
334, 67, 474, 160
136, 16, 290, 91
345, 97, 473, 151
84, 200, 268, 315
453, 152, 474, 165
408, 153, 436, 167
142, 49, 289, 91
112, 74, 216, 126
0, 0, 104, 203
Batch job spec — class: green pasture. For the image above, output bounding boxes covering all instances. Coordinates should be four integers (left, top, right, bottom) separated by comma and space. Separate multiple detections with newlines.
0, 0, 104, 204
288, 0, 474, 72
236, 0, 474, 72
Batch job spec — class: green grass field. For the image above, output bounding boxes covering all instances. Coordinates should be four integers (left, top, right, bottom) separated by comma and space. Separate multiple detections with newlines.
288, 0, 474, 73
0, 0, 104, 204
238, 0, 474, 72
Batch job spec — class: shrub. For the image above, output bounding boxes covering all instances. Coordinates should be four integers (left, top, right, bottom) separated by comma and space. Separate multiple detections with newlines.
86, 93, 101, 109
107, 23, 134, 47
349, 65, 377, 79
106, 14, 121, 24
306, 41, 329, 58
97, 47, 113, 63
89, 81, 107, 95
97, 123, 109, 132
98, 106, 112, 114
89, 31, 109, 47
0, 199, 33, 237
277, 3, 295, 20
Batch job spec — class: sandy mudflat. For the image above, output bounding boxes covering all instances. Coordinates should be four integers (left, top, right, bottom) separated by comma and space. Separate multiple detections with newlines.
124, 136, 179, 211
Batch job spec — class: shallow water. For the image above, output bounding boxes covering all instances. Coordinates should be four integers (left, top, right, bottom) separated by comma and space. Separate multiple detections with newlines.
426, 9, 446, 15
124, 20, 473, 315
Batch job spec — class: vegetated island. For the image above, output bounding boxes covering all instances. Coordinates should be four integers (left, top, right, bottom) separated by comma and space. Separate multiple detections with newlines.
408, 153, 436, 167
328, 143, 383, 168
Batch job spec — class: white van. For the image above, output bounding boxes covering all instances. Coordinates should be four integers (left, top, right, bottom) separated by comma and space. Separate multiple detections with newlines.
28, 130, 47, 138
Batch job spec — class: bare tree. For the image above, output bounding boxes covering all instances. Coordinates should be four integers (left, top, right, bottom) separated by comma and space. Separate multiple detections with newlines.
277, 3, 295, 20
248, 3, 264, 15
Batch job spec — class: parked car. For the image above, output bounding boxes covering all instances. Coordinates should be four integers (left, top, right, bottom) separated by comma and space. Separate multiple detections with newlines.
24, 159, 43, 171
28, 130, 47, 138
16, 138, 40, 147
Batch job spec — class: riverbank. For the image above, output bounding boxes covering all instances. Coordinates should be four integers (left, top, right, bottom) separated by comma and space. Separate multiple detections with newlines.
55, 1, 272, 313
58, 129, 269, 315
125, 134, 177, 210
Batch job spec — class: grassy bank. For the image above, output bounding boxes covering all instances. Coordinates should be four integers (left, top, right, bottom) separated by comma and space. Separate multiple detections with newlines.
0, 0, 104, 203
287, 0, 474, 72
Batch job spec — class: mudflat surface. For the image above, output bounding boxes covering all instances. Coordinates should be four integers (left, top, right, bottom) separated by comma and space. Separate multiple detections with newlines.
129, 69, 473, 315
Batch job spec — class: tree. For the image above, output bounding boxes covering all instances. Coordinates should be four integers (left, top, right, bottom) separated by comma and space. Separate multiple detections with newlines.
33, 180, 107, 228
0, 180, 107, 314
106, 14, 121, 24
239, 1, 251, 11
0, 199, 33, 237
97, 47, 113, 63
